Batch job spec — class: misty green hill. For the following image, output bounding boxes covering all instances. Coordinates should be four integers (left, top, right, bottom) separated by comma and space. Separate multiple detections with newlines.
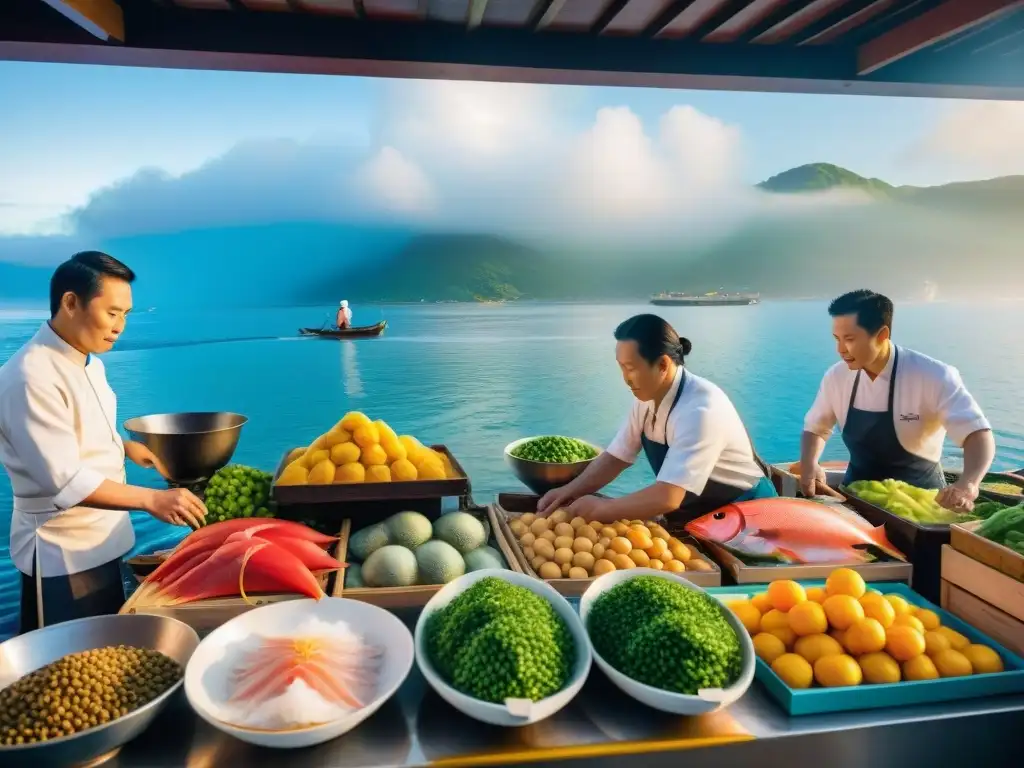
346, 164, 1024, 302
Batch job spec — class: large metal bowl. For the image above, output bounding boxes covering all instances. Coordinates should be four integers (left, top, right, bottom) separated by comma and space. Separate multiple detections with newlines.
123, 412, 247, 485
503, 436, 601, 496
0, 613, 200, 766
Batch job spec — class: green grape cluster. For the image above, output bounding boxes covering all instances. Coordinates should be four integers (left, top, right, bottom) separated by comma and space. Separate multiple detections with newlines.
202, 464, 274, 524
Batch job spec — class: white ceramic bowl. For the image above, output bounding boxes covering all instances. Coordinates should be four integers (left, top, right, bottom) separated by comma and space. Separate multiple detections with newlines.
414, 569, 592, 727
184, 597, 414, 749
579, 568, 755, 716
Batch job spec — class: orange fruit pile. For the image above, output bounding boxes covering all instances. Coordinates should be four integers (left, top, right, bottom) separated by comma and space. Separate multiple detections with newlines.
725, 568, 1006, 689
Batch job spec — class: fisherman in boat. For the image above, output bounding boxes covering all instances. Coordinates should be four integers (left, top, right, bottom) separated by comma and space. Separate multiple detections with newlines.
536, 314, 777, 524
799, 289, 994, 512
0, 251, 207, 635
336, 300, 353, 330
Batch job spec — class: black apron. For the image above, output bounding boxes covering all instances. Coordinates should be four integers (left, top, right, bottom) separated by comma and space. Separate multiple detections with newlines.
841, 347, 946, 490
20, 560, 126, 634
641, 369, 777, 524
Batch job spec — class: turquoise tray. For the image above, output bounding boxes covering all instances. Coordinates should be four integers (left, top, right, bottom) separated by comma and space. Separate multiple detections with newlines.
707, 581, 1024, 716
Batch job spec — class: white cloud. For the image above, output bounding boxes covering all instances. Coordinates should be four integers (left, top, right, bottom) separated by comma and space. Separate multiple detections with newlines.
905, 101, 1024, 177
355, 146, 435, 216
1, 79, 870, 253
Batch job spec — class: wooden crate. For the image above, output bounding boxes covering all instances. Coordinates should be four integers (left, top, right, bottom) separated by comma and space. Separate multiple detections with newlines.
699, 538, 912, 586
332, 505, 514, 609
491, 493, 721, 596
272, 444, 470, 506
950, 521, 1024, 583
120, 521, 349, 635
941, 544, 1024, 624
941, 580, 1024, 658
769, 461, 848, 498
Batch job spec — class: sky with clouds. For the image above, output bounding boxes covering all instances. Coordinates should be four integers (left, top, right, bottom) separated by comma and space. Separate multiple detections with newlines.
1, 60, 1023, 250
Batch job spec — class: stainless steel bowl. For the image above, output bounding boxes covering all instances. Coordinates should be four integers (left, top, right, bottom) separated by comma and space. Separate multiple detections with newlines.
503, 437, 601, 496
123, 412, 247, 485
0, 613, 200, 766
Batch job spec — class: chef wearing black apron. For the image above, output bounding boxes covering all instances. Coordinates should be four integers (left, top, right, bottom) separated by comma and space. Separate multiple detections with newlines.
536, 314, 775, 523
841, 347, 946, 489
801, 290, 994, 510
640, 367, 777, 521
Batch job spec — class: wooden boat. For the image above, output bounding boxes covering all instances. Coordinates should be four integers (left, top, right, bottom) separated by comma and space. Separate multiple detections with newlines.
298, 321, 387, 338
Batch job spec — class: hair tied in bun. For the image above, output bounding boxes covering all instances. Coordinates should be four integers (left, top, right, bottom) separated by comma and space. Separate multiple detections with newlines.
679, 337, 693, 357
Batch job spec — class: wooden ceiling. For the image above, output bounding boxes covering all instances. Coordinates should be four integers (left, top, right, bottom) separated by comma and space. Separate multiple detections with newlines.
3, 0, 1023, 98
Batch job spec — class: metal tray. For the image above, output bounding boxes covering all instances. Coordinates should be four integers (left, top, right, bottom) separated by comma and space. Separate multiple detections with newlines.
700, 539, 912, 585
492, 492, 722, 594
271, 444, 471, 505
709, 580, 1024, 716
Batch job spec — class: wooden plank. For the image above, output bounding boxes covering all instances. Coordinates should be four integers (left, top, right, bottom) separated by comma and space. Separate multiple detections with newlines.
492, 498, 722, 596
950, 521, 1024, 583
941, 544, 1024, 623
857, 0, 1024, 74
337, 506, 515, 608
38, 0, 124, 40
941, 579, 1024, 657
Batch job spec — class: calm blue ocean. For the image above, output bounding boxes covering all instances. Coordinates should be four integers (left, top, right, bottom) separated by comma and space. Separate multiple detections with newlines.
1, 300, 1022, 639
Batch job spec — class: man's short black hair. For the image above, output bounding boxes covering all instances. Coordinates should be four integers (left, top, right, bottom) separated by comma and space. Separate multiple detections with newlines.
49, 251, 135, 317
828, 289, 893, 336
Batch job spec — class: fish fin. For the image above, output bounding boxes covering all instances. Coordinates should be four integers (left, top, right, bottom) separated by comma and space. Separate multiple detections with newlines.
773, 543, 869, 565
865, 524, 907, 561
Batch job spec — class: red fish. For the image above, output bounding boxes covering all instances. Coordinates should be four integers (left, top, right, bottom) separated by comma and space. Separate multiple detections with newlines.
182, 518, 337, 549
143, 519, 337, 589
684, 498, 904, 564
146, 538, 333, 606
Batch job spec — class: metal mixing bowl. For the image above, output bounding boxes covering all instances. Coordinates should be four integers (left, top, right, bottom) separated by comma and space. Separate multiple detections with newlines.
123, 412, 247, 485
0, 613, 200, 766
503, 437, 601, 496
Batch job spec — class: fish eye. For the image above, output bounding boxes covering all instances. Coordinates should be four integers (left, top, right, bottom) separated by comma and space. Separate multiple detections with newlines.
713, 512, 726, 520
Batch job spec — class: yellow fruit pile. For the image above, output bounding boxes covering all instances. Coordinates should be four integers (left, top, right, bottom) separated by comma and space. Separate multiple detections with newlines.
275, 411, 458, 486
727, 568, 1005, 690
508, 511, 714, 580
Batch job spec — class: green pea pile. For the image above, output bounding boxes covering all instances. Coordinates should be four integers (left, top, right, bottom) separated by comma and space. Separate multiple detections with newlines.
587, 577, 742, 695
0, 646, 182, 745
426, 577, 575, 704
202, 464, 274, 524
511, 436, 598, 464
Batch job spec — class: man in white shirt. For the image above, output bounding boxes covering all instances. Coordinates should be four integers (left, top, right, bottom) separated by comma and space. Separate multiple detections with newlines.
799, 290, 994, 512
0, 251, 206, 634
336, 300, 352, 329
537, 314, 776, 523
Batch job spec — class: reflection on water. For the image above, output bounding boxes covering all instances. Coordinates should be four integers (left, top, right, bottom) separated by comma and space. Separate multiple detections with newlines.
342, 340, 364, 398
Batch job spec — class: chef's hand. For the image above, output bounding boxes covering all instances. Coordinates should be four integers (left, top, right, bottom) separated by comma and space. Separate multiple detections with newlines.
148, 488, 207, 529
799, 463, 829, 498
537, 486, 576, 518
936, 481, 977, 513
565, 495, 611, 523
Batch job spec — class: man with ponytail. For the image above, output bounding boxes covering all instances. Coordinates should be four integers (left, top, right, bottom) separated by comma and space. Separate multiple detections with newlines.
537, 314, 776, 523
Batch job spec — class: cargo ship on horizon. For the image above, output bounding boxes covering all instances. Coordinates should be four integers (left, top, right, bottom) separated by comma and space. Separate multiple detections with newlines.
650, 291, 760, 307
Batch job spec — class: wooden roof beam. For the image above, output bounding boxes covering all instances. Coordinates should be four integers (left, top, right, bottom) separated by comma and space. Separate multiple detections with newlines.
858, 0, 1024, 74
529, 0, 565, 29
467, 0, 489, 29
37, 0, 123, 41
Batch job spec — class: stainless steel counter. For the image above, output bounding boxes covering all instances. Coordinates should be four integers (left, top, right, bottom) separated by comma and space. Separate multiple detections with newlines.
102, 663, 1024, 768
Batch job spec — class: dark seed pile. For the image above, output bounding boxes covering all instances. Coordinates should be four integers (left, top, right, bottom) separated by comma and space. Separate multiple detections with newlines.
0, 646, 182, 746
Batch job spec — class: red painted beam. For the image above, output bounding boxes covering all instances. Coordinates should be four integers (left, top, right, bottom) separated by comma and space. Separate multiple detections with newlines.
857, 0, 1024, 74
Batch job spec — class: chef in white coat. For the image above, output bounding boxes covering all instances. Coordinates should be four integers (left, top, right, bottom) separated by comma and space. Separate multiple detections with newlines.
537, 314, 776, 524
800, 289, 995, 511
0, 251, 206, 634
